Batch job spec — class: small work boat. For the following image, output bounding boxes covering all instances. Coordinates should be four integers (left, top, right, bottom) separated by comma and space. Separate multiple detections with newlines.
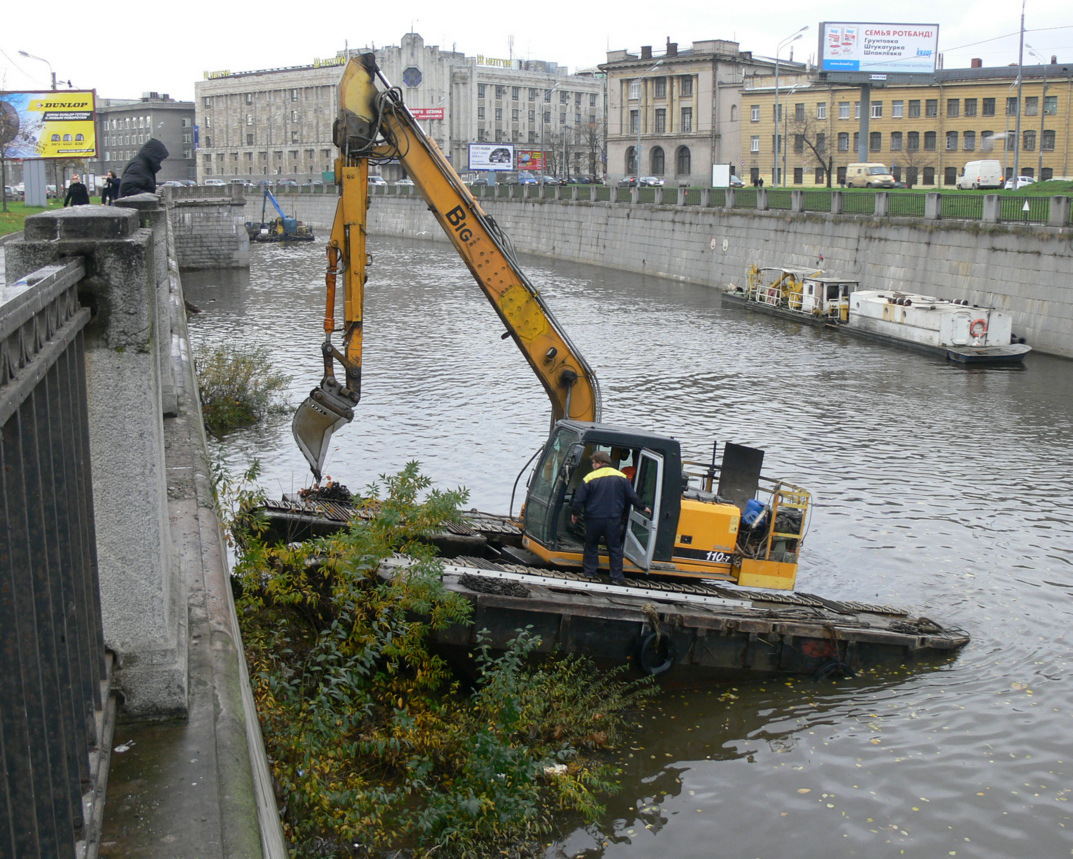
723, 266, 1031, 365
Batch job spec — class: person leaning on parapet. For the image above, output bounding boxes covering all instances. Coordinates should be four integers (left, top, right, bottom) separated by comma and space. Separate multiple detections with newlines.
571, 450, 650, 584
63, 174, 90, 206
118, 138, 169, 198
100, 170, 120, 204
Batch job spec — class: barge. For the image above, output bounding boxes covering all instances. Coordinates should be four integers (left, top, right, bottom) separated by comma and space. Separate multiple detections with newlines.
723, 266, 1031, 365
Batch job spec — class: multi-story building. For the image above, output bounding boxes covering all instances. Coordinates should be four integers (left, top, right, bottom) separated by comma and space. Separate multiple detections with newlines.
193, 33, 605, 184
92, 93, 195, 183
600, 40, 798, 186
743, 60, 1073, 187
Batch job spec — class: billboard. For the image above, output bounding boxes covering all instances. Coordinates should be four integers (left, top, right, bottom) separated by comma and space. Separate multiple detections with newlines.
819, 23, 938, 78
468, 143, 514, 171
411, 107, 444, 120
0, 90, 98, 159
517, 149, 544, 172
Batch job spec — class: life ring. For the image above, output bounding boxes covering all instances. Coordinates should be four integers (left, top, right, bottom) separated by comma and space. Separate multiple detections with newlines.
970, 318, 988, 338
636, 631, 678, 677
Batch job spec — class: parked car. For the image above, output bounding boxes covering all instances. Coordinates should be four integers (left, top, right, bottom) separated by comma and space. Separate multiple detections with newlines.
541, 176, 565, 185
571, 175, 599, 185
1004, 175, 1035, 190
728, 175, 744, 188
639, 176, 665, 187
276, 179, 300, 189
617, 176, 639, 188
469, 177, 496, 187
367, 175, 387, 187
395, 178, 415, 186
204, 179, 227, 186
516, 173, 538, 185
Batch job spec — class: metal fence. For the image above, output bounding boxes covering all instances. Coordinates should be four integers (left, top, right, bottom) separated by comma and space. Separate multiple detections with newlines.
940, 194, 984, 221
888, 194, 928, 217
841, 192, 877, 215
1, 260, 110, 857
801, 191, 832, 212
1000, 195, 1049, 225
767, 190, 794, 211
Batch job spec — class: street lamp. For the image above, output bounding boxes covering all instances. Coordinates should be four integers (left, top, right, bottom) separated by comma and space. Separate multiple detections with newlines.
18, 50, 56, 90
633, 59, 663, 183
540, 83, 561, 184
774, 26, 807, 187
783, 85, 799, 190
1026, 43, 1047, 180
1013, 0, 1026, 181
18, 50, 58, 204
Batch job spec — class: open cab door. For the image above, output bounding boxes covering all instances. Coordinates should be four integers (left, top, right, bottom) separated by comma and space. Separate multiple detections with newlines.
624, 449, 663, 571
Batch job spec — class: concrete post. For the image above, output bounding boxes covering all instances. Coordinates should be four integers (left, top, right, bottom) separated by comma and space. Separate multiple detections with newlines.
982, 194, 1001, 223
1048, 195, 1071, 227
6, 206, 188, 717
654, 186, 665, 205
677, 187, 687, 206
830, 191, 845, 215
874, 192, 890, 218
630, 186, 640, 204
757, 188, 770, 211
725, 188, 737, 209
791, 190, 804, 213
571, 185, 580, 202
925, 192, 942, 220
700, 188, 711, 207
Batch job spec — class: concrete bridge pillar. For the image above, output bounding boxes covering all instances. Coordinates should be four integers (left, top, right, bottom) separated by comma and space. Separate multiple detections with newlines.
6, 206, 188, 717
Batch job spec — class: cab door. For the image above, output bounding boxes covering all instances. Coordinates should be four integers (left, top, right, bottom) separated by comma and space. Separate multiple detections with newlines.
624, 449, 664, 571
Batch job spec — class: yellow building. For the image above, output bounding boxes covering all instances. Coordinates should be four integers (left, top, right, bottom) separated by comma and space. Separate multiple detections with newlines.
742, 61, 1073, 187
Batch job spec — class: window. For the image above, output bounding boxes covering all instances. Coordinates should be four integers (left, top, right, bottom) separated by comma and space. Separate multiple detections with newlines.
654, 77, 666, 98
477, 106, 485, 119
964, 98, 977, 116
679, 76, 693, 96
528, 109, 535, 122
676, 145, 690, 175
544, 89, 552, 103
543, 110, 550, 124
291, 110, 299, 122
817, 102, 827, 119
590, 94, 597, 107
654, 108, 666, 133
925, 99, 938, 117
246, 114, 253, 125
963, 131, 976, 151
246, 133, 254, 145
496, 85, 505, 98
512, 86, 520, 100
892, 100, 904, 118
908, 100, 921, 117
630, 110, 639, 134
1042, 129, 1056, 150
751, 104, 760, 121
774, 104, 783, 122
560, 92, 568, 104
855, 101, 861, 119
291, 89, 299, 102
816, 133, 826, 152
795, 103, 805, 122
203, 97, 211, 108
924, 131, 936, 150
944, 166, 957, 186
681, 106, 692, 132
815, 167, 825, 183
629, 80, 641, 99
1006, 134, 1016, 152
478, 84, 486, 98
839, 101, 850, 119
1023, 129, 1036, 151
794, 134, 804, 154
291, 130, 298, 143
1045, 95, 1058, 115
794, 167, 803, 184
947, 99, 959, 117
923, 166, 935, 185
890, 131, 903, 151
512, 109, 519, 121
651, 146, 664, 174
870, 131, 882, 151
751, 135, 760, 153
946, 131, 958, 150
838, 132, 849, 151
981, 131, 994, 150
245, 93, 253, 105
529, 88, 537, 100
1007, 97, 1018, 116
871, 102, 882, 118
853, 131, 859, 151
495, 108, 502, 121
983, 97, 996, 116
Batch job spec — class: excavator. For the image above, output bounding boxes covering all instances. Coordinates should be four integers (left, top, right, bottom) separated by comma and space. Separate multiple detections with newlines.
289, 53, 810, 591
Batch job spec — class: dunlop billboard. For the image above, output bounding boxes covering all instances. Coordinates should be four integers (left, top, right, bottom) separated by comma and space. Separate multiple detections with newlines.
0, 90, 98, 159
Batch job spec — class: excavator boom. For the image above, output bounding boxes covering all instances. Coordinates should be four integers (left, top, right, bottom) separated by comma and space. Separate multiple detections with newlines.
293, 53, 600, 480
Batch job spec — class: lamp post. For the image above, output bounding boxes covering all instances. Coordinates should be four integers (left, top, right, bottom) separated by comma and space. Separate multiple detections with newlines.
18, 50, 58, 202
633, 59, 663, 183
1013, 0, 1026, 181
1026, 44, 1047, 179
561, 125, 572, 183
783, 86, 798, 189
774, 26, 807, 187
540, 83, 560, 183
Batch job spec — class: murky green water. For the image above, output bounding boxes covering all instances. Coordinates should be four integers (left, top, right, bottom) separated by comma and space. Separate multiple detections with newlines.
183, 236, 1073, 858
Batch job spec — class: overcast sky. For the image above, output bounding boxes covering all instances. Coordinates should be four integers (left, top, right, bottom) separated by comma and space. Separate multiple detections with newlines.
2, 1, 1071, 102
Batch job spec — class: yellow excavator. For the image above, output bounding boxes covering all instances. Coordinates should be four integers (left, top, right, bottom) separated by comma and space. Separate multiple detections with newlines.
291, 53, 809, 590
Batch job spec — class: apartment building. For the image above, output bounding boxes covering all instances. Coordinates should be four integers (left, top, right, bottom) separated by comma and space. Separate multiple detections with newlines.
743, 60, 1073, 186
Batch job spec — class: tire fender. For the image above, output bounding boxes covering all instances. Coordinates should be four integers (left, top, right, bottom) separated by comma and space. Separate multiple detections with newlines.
636, 631, 678, 677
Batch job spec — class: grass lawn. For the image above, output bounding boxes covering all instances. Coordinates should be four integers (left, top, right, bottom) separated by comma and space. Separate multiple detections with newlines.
0, 200, 62, 237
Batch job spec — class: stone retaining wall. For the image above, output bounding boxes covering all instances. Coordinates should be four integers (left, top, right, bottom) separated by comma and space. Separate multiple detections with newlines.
247, 193, 1073, 359
167, 186, 250, 270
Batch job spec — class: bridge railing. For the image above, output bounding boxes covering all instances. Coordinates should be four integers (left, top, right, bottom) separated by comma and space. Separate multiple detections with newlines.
1, 259, 112, 857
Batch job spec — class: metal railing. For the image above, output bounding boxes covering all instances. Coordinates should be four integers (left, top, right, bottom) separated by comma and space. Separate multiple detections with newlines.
1000, 195, 1049, 225
841, 192, 876, 214
767, 189, 793, 211
1, 260, 111, 857
888, 194, 928, 217
940, 194, 984, 220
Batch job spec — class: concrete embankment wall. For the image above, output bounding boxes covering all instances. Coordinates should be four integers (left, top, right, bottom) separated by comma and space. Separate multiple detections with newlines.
248, 193, 1073, 359
167, 187, 250, 270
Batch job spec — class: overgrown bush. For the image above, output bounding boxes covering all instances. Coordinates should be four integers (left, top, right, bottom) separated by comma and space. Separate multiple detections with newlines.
196, 344, 290, 435
224, 462, 652, 857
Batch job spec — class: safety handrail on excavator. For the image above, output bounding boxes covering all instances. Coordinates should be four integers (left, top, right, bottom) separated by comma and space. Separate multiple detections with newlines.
292, 52, 601, 481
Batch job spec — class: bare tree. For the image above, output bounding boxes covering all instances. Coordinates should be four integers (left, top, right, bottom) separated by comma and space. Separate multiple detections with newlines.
789, 111, 834, 187
579, 118, 606, 179
1, 88, 34, 213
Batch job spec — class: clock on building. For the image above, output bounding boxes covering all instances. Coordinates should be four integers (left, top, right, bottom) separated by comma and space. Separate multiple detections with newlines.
402, 67, 422, 87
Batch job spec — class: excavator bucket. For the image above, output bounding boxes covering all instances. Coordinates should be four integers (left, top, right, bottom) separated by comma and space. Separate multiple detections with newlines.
291, 377, 356, 482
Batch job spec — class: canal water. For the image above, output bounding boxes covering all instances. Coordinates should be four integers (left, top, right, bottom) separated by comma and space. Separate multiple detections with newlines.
182, 237, 1073, 858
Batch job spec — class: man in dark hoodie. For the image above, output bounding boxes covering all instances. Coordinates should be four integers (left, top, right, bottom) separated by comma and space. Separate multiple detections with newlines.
118, 138, 169, 197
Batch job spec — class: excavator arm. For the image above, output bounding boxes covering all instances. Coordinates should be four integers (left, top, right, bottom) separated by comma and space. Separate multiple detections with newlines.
293, 53, 601, 480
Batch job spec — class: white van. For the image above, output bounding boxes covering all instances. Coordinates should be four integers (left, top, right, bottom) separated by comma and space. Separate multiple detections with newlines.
844, 163, 896, 188
956, 160, 1003, 190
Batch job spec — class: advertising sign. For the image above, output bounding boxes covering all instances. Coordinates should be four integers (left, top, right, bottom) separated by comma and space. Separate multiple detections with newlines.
0, 90, 97, 159
411, 107, 445, 120
819, 22, 938, 77
517, 149, 544, 172
468, 143, 515, 171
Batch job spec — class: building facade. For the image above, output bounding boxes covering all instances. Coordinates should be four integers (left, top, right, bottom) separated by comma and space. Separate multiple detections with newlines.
600, 40, 797, 186
193, 33, 605, 184
743, 61, 1073, 187
92, 94, 195, 183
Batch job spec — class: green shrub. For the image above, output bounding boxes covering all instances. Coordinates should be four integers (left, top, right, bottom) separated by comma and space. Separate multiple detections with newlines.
196, 344, 290, 435
226, 462, 653, 857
